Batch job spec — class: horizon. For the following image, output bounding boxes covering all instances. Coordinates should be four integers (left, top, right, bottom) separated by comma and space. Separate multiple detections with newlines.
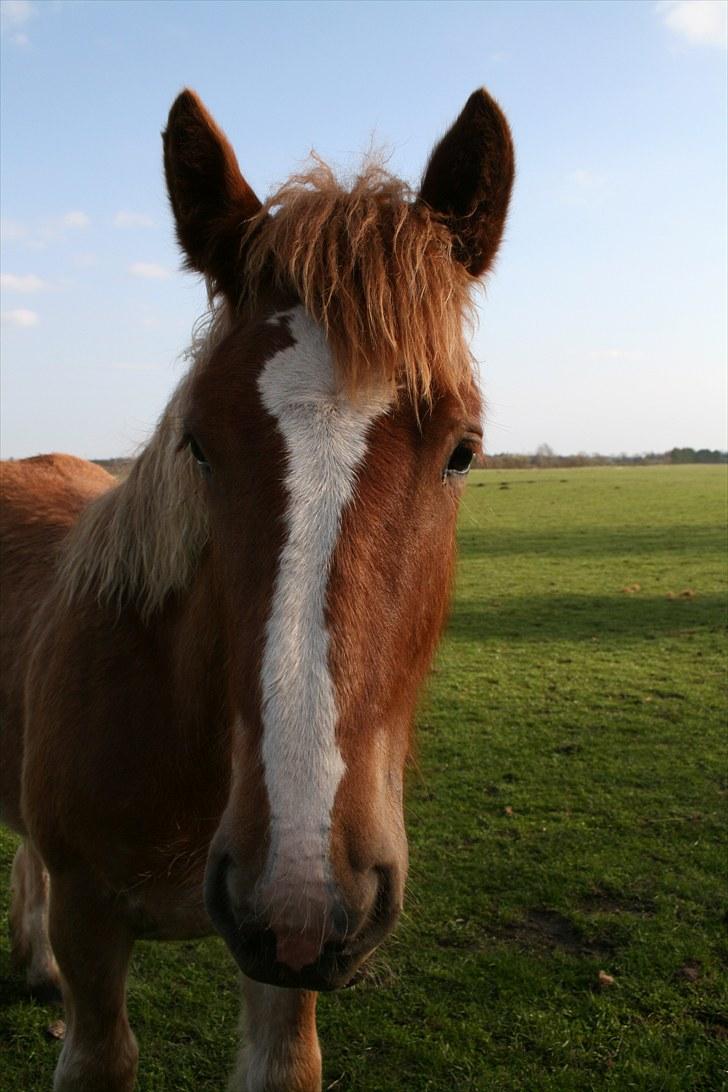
1, 0, 727, 459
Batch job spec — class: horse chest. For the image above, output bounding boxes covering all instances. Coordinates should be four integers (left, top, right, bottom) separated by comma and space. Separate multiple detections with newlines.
124, 877, 212, 941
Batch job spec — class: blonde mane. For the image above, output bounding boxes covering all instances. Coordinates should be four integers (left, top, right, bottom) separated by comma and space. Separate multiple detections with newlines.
242, 158, 477, 406
57, 304, 230, 619
59, 159, 479, 619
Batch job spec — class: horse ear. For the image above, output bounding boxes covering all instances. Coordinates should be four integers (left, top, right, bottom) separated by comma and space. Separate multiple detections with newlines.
418, 89, 515, 278
163, 90, 263, 300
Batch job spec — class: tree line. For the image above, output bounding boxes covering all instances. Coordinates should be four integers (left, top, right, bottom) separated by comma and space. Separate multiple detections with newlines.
475, 446, 727, 469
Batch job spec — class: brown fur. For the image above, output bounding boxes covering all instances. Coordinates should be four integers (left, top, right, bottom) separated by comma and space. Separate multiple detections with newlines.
0, 455, 114, 833
419, 89, 515, 277
0, 87, 514, 1092
163, 90, 263, 301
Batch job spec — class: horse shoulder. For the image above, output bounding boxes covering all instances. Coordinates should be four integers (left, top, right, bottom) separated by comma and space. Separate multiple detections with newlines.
0, 454, 115, 833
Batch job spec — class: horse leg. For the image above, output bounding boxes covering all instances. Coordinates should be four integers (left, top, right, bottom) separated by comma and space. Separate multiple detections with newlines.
48, 870, 138, 1092
9, 839, 62, 1001
229, 978, 321, 1092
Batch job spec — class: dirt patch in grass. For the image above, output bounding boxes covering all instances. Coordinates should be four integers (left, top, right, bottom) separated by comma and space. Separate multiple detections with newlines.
496, 909, 616, 958
694, 1009, 728, 1040
438, 908, 622, 959
579, 886, 656, 916
552, 742, 582, 756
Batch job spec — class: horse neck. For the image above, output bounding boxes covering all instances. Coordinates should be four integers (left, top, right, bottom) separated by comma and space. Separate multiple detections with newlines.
58, 381, 210, 625
150, 549, 232, 738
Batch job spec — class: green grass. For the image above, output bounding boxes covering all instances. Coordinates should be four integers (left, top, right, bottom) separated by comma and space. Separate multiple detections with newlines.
1, 465, 726, 1091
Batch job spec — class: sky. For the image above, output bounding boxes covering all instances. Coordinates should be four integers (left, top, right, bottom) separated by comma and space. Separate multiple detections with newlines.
1, 0, 726, 458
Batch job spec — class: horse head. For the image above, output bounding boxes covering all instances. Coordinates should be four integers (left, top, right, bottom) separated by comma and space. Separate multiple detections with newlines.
162, 89, 514, 990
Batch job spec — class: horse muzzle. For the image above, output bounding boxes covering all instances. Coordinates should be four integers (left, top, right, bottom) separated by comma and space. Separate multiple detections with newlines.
204, 852, 400, 991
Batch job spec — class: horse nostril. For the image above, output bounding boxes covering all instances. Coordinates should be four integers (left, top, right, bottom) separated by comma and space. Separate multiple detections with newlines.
330, 900, 352, 942
358, 864, 400, 946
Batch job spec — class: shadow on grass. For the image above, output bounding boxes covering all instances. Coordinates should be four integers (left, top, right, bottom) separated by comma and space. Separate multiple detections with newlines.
448, 593, 727, 643
0, 973, 29, 1011
458, 524, 725, 559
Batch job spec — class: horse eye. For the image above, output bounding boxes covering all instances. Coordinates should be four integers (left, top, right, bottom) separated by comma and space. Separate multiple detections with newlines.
187, 435, 211, 475
444, 442, 474, 478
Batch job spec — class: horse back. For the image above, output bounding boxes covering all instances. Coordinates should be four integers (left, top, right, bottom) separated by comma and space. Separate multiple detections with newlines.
0, 454, 115, 832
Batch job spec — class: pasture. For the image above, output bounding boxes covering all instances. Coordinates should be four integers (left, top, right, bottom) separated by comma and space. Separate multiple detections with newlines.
1, 463, 726, 1091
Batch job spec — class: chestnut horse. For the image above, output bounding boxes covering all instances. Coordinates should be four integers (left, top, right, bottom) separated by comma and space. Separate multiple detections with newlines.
0, 88, 513, 1091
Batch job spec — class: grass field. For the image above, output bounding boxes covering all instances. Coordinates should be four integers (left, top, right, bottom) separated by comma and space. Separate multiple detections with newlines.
1, 464, 726, 1091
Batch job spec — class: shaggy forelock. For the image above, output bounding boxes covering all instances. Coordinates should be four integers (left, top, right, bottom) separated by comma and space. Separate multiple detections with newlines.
241, 158, 477, 406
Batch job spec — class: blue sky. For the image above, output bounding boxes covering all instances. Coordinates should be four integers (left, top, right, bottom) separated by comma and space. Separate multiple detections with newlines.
1, 0, 726, 457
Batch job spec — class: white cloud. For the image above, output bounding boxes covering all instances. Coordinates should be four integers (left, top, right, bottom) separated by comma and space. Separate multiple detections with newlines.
570, 168, 601, 188
2, 207, 89, 246
1, 1, 36, 28
114, 210, 154, 228
62, 210, 90, 229
590, 349, 645, 363
563, 167, 609, 206
658, 1, 728, 48
0, 218, 27, 242
0, 272, 46, 292
1, 212, 90, 249
128, 262, 170, 280
1, 308, 39, 328
72, 251, 98, 268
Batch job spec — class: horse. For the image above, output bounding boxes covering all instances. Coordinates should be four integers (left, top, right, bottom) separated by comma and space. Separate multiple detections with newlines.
0, 87, 514, 1091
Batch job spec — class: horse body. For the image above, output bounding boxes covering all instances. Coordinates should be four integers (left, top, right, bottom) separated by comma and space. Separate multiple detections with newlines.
0, 89, 514, 1090
0, 454, 115, 833
20, 540, 228, 937
1, 452, 223, 946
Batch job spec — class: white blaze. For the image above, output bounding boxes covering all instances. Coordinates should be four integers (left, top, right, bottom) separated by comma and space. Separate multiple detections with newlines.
256, 308, 389, 922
